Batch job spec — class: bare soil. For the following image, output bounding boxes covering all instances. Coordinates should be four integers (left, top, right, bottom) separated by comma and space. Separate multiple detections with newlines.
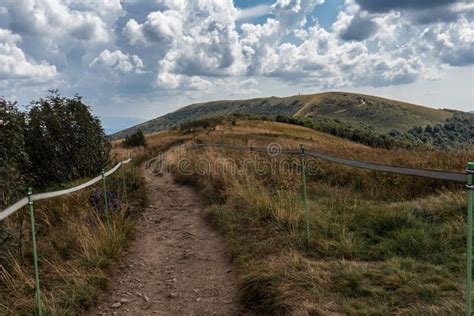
87, 157, 248, 315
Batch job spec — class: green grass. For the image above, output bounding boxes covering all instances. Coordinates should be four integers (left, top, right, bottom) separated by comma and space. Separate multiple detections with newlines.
205, 173, 466, 314
331, 257, 462, 314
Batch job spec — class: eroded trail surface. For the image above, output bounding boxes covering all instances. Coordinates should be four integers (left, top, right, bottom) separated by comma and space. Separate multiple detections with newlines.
88, 158, 247, 315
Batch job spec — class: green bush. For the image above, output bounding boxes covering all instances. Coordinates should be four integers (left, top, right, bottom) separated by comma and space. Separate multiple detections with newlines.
0, 98, 30, 206
275, 113, 473, 150
26, 90, 110, 187
403, 113, 473, 149
179, 116, 225, 131
1, 91, 110, 192
123, 129, 146, 148
275, 115, 404, 149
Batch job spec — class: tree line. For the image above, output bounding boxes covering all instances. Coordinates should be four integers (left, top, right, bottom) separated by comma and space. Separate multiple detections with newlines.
275, 115, 404, 149
275, 113, 473, 150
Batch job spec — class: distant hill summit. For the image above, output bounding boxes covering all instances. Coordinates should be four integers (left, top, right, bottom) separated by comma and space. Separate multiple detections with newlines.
112, 92, 462, 140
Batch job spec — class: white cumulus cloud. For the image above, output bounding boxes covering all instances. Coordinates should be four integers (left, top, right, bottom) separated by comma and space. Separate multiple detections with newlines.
271, 0, 324, 29
90, 49, 145, 73
5, 0, 123, 43
117, 0, 474, 92
0, 28, 57, 80
0, 0, 472, 115
237, 4, 271, 20
420, 18, 474, 66
123, 10, 184, 45
124, 0, 245, 88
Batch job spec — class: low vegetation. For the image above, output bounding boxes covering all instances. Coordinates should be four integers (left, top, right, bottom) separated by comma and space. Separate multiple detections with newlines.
275, 115, 403, 149
402, 113, 473, 149
165, 118, 471, 314
295, 92, 453, 133
276, 112, 473, 150
123, 129, 147, 148
0, 124, 189, 314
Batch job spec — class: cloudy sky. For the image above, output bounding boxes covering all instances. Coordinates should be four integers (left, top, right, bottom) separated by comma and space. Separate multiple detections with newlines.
0, 0, 473, 133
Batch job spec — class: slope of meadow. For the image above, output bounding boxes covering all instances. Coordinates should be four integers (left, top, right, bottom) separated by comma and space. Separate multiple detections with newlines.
163, 118, 471, 314
111, 92, 458, 140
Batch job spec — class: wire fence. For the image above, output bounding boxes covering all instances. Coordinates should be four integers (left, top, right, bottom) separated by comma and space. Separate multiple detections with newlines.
182, 142, 473, 315
1, 141, 472, 314
187, 143, 467, 182
0, 157, 132, 315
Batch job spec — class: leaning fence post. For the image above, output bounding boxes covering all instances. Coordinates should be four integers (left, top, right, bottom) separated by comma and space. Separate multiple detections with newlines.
122, 160, 128, 206
300, 144, 311, 245
101, 169, 110, 225
467, 162, 473, 316
27, 187, 42, 316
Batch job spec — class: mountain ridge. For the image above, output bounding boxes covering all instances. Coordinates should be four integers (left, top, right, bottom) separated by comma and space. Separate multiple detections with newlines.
111, 91, 465, 140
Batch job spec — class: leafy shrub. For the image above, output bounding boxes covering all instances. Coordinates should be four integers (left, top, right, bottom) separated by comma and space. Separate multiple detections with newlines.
25, 90, 111, 187
402, 113, 473, 149
0, 98, 30, 206
275, 113, 473, 150
275, 115, 405, 149
0, 91, 110, 192
179, 114, 268, 133
179, 116, 226, 131
123, 129, 146, 148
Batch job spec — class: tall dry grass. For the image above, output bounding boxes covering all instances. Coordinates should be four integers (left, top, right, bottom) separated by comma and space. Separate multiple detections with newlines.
0, 164, 146, 315
166, 119, 471, 315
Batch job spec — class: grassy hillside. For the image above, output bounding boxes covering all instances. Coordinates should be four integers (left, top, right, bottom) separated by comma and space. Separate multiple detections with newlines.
163, 118, 471, 314
112, 92, 457, 140
295, 92, 454, 132
111, 95, 306, 139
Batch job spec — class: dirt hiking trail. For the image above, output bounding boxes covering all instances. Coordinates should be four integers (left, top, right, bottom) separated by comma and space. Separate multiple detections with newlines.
88, 156, 248, 315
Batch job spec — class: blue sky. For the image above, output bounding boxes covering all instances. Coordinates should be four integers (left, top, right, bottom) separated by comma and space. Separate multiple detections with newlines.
0, 0, 472, 133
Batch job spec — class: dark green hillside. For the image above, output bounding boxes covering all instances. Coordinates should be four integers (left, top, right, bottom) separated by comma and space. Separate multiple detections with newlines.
112, 92, 458, 140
